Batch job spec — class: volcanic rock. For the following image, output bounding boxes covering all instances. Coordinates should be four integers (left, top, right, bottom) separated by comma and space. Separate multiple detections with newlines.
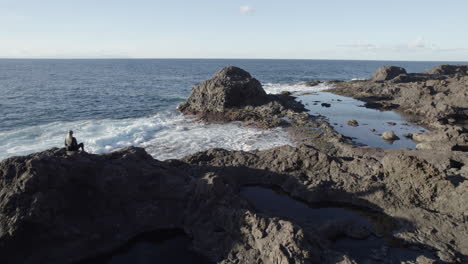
347, 120, 359, 127
177, 66, 309, 128
303, 80, 322, 87
426, 64, 468, 75
1, 141, 468, 263
381, 131, 399, 140
0, 147, 320, 264
327, 64, 468, 148
182, 144, 468, 263
370, 66, 407, 82
178, 66, 268, 113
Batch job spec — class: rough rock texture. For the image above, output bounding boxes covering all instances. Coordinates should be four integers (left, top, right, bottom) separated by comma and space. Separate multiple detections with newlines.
177, 66, 353, 153
328, 64, 468, 151
180, 144, 468, 263
2, 143, 467, 263
0, 148, 321, 264
2, 65, 468, 264
381, 131, 399, 140
178, 66, 307, 129
0, 147, 190, 263
426, 65, 468, 75
371, 66, 407, 82
347, 120, 359, 127
178, 66, 268, 113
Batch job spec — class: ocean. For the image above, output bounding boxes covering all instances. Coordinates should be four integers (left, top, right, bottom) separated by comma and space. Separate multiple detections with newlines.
0, 59, 464, 160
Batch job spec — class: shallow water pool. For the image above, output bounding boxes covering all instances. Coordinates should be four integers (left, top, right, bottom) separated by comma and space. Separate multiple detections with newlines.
298, 92, 428, 149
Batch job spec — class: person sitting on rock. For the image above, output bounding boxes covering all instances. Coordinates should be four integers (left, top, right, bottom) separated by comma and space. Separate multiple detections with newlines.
65, 130, 85, 152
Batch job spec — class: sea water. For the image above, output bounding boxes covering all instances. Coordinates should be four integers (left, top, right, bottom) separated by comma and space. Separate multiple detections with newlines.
0, 59, 463, 160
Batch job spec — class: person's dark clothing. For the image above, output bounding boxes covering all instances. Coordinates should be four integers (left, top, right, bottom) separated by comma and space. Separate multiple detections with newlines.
65, 137, 84, 151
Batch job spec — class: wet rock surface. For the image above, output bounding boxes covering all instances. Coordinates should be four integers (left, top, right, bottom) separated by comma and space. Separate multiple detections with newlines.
347, 120, 359, 127
178, 66, 307, 129
328, 64, 468, 150
381, 131, 399, 141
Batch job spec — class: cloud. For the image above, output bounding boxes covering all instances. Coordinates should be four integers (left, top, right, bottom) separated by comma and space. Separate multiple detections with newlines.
407, 36, 427, 49
338, 37, 458, 53
239, 5, 255, 14
339, 41, 376, 49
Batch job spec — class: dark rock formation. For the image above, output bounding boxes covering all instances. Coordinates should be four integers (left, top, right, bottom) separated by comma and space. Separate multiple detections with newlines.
0, 147, 190, 263
0, 147, 319, 264
347, 120, 359, 127
381, 131, 399, 141
2, 65, 468, 264
426, 64, 468, 75
303, 80, 321, 87
370, 66, 407, 82
178, 66, 268, 113
2, 142, 467, 263
177, 66, 308, 129
327, 64, 468, 150
181, 144, 468, 263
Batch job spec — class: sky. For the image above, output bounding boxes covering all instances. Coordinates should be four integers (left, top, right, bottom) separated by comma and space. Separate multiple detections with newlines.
1, 0, 468, 61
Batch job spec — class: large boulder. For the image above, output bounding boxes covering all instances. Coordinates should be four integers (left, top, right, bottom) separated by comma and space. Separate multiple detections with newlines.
178, 66, 268, 114
176, 66, 315, 129
370, 66, 407, 82
0, 147, 320, 264
426, 64, 468, 75
0, 147, 191, 264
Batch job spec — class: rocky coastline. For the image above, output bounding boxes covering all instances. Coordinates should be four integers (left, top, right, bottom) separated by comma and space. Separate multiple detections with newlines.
0, 65, 467, 263
327, 65, 468, 151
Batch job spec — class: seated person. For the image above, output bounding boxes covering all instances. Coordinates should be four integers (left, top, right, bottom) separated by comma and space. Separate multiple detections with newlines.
65, 130, 85, 152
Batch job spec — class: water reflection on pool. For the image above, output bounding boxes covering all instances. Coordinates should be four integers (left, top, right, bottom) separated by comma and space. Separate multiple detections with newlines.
299, 92, 428, 149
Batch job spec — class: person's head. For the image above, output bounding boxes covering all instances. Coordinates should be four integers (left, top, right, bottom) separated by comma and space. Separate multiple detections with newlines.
68, 130, 73, 135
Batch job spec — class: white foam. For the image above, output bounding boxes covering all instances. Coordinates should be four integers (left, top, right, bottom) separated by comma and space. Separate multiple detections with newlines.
0, 111, 293, 161
262, 82, 332, 94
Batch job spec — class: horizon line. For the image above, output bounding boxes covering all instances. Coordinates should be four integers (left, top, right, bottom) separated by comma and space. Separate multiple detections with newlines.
0, 57, 468, 63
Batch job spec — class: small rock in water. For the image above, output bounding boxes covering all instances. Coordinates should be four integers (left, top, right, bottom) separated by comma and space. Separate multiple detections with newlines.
402, 133, 413, 139
303, 80, 321, 87
337, 99, 342, 102
387, 122, 397, 126
370, 129, 376, 132
381, 131, 399, 141
348, 120, 359, 127
321, 103, 331, 107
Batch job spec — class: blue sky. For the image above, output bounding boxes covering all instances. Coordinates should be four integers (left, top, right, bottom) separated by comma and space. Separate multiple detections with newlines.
1, 0, 468, 61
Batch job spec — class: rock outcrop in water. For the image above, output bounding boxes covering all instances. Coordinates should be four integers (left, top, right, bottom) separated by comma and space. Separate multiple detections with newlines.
178, 66, 269, 113
177, 66, 352, 153
178, 66, 308, 128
